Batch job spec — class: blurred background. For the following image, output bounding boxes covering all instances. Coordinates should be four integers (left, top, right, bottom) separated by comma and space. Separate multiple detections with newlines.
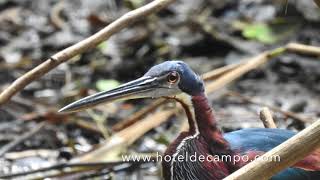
0, 0, 320, 179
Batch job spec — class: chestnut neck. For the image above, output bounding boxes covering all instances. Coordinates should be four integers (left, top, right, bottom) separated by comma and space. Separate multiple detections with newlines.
191, 92, 229, 148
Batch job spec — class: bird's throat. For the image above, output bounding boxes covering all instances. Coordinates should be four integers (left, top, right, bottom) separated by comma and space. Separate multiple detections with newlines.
191, 93, 229, 148
174, 92, 229, 148
172, 93, 199, 135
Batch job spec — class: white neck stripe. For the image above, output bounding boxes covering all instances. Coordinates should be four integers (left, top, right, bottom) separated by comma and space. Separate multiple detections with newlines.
170, 95, 199, 180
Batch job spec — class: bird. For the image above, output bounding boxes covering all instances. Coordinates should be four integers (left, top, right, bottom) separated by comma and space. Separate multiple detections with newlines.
59, 61, 320, 180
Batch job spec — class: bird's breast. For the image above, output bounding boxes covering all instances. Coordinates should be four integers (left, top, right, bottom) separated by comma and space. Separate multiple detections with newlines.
162, 132, 232, 180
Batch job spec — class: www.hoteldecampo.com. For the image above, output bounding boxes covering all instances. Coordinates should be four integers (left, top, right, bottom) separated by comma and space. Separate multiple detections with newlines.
122, 152, 280, 164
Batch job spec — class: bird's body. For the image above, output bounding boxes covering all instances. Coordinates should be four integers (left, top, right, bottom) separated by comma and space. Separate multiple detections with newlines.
164, 128, 320, 180
163, 91, 320, 180
59, 61, 320, 180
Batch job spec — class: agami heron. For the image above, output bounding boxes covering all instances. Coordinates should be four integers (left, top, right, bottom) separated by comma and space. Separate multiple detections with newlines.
60, 61, 320, 180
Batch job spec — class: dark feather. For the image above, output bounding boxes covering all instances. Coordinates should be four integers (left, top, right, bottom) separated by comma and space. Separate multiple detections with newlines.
224, 128, 320, 180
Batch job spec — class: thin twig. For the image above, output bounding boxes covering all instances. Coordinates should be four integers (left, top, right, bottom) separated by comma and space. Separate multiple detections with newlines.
4, 149, 58, 160
50, 1, 66, 29
0, 0, 176, 105
313, 0, 320, 8
0, 160, 154, 179
86, 109, 110, 139
0, 122, 45, 156
286, 43, 320, 56
226, 91, 312, 123
72, 109, 176, 162
205, 47, 286, 93
224, 119, 320, 180
260, 107, 277, 128
112, 99, 168, 131
201, 62, 244, 81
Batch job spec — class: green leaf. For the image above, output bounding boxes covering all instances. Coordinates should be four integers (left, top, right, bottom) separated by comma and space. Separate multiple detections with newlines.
97, 41, 108, 51
96, 79, 120, 91
129, 0, 145, 8
155, 134, 170, 145
242, 23, 277, 44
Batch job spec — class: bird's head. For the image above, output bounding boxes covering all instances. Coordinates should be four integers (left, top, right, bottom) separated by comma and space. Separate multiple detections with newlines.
59, 61, 204, 113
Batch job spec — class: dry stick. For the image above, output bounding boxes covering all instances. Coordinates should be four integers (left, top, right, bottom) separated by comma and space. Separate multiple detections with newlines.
0, 122, 45, 156
205, 48, 285, 93
314, 0, 320, 8
260, 107, 277, 128
7, 110, 172, 178
112, 99, 168, 131
5, 149, 58, 160
286, 43, 320, 56
75, 119, 101, 134
201, 62, 245, 81
50, 1, 66, 29
227, 91, 311, 123
0, 160, 152, 179
0, 0, 176, 105
224, 119, 320, 180
72, 109, 177, 162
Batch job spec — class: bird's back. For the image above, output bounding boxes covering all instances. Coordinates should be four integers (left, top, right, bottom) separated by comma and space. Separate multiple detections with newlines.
224, 128, 320, 180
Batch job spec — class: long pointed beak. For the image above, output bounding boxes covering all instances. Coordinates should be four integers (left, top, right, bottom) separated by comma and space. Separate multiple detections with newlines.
59, 76, 158, 113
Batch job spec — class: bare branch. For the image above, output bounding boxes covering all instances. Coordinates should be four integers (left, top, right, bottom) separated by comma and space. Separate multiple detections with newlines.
205, 47, 286, 93
314, 0, 320, 8
286, 43, 320, 56
226, 91, 312, 123
201, 62, 244, 81
0, 122, 45, 156
0, 0, 176, 105
72, 109, 176, 162
260, 107, 277, 128
112, 99, 168, 131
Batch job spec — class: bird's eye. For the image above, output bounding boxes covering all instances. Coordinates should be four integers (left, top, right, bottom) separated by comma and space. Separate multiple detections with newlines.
167, 71, 179, 84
